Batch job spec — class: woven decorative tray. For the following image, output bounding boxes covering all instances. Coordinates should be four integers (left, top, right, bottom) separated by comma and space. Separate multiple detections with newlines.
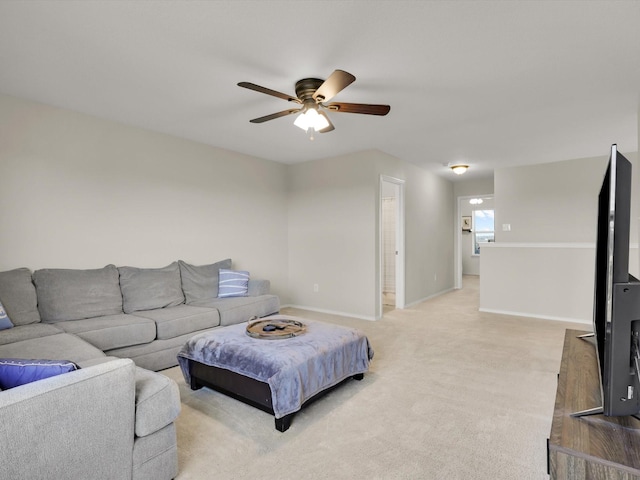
246, 318, 306, 340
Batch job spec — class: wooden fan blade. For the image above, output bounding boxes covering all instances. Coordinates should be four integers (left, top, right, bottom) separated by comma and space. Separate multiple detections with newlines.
249, 108, 301, 123
325, 102, 390, 116
238, 82, 301, 103
312, 70, 356, 102
318, 112, 335, 133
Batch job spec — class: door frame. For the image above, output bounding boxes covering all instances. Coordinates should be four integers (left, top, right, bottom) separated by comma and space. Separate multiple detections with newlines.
379, 175, 405, 317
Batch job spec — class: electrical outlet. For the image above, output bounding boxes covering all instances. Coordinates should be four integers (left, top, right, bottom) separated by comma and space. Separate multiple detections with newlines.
313, 283, 319, 293
434, 274, 437, 282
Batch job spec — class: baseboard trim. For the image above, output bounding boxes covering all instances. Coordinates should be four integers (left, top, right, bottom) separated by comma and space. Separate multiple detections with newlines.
281, 288, 456, 321
279, 304, 377, 322
478, 307, 591, 325
404, 287, 455, 308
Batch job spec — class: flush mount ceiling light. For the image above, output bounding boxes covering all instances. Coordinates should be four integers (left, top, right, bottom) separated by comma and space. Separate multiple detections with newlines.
469, 198, 483, 205
450, 164, 469, 175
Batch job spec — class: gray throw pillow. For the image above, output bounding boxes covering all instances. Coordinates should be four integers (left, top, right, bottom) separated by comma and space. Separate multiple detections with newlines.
179, 259, 232, 304
119, 262, 184, 314
33, 265, 123, 322
0, 268, 41, 325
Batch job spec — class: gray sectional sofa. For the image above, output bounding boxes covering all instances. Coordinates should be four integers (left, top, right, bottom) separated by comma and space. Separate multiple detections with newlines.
0, 259, 279, 480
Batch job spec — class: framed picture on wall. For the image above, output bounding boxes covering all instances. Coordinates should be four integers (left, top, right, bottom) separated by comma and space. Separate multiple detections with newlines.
462, 216, 472, 232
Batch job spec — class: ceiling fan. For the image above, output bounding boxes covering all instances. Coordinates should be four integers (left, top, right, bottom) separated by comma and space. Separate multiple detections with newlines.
238, 69, 390, 137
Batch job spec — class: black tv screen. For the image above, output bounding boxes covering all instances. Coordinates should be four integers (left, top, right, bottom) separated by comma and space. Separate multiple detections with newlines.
590, 144, 640, 417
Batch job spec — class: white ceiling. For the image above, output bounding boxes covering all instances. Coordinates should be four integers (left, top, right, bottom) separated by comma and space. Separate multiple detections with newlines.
0, 1, 639, 181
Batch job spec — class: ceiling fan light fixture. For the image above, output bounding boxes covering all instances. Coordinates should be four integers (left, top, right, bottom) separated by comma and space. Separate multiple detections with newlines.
451, 164, 469, 175
294, 108, 329, 132
239, 70, 390, 135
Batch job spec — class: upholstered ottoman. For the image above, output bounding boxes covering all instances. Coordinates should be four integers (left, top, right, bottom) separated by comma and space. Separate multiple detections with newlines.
177, 315, 374, 431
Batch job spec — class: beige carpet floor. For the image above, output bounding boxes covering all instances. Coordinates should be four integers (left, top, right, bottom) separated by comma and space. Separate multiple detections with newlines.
162, 276, 584, 479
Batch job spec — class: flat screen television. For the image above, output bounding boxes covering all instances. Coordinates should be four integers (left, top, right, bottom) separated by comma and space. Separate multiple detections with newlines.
574, 144, 640, 417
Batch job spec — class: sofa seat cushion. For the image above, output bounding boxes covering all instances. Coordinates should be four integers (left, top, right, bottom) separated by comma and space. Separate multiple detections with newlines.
0, 268, 41, 325
132, 305, 220, 340
105, 328, 217, 371
33, 265, 123, 322
134, 367, 181, 437
192, 294, 280, 326
55, 314, 156, 351
0, 323, 62, 346
75, 355, 124, 369
0, 333, 105, 364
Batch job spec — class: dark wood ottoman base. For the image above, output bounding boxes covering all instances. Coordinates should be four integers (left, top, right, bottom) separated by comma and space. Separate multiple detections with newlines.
188, 359, 364, 432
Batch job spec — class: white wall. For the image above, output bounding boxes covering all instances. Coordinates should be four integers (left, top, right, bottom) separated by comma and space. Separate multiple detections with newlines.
287, 150, 454, 319
0, 94, 290, 301
481, 243, 639, 322
494, 154, 639, 244
1, 94, 456, 320
481, 151, 639, 323
287, 152, 378, 319
453, 177, 494, 198
374, 154, 455, 312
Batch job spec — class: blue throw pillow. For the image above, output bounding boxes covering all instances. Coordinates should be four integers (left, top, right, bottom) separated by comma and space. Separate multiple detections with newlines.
0, 300, 13, 331
218, 269, 249, 298
0, 358, 79, 389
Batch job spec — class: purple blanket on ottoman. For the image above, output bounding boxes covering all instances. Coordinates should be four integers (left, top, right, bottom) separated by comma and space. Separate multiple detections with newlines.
177, 315, 374, 418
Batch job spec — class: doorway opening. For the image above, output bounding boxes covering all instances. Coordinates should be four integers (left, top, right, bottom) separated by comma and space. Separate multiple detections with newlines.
379, 176, 405, 316
382, 195, 396, 307
454, 194, 494, 289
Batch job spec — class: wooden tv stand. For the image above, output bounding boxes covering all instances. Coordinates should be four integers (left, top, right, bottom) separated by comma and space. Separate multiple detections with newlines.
548, 329, 640, 479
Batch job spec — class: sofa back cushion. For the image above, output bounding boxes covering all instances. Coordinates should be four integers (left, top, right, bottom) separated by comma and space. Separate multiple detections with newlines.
118, 262, 184, 314
179, 258, 231, 304
0, 268, 41, 326
33, 265, 123, 323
